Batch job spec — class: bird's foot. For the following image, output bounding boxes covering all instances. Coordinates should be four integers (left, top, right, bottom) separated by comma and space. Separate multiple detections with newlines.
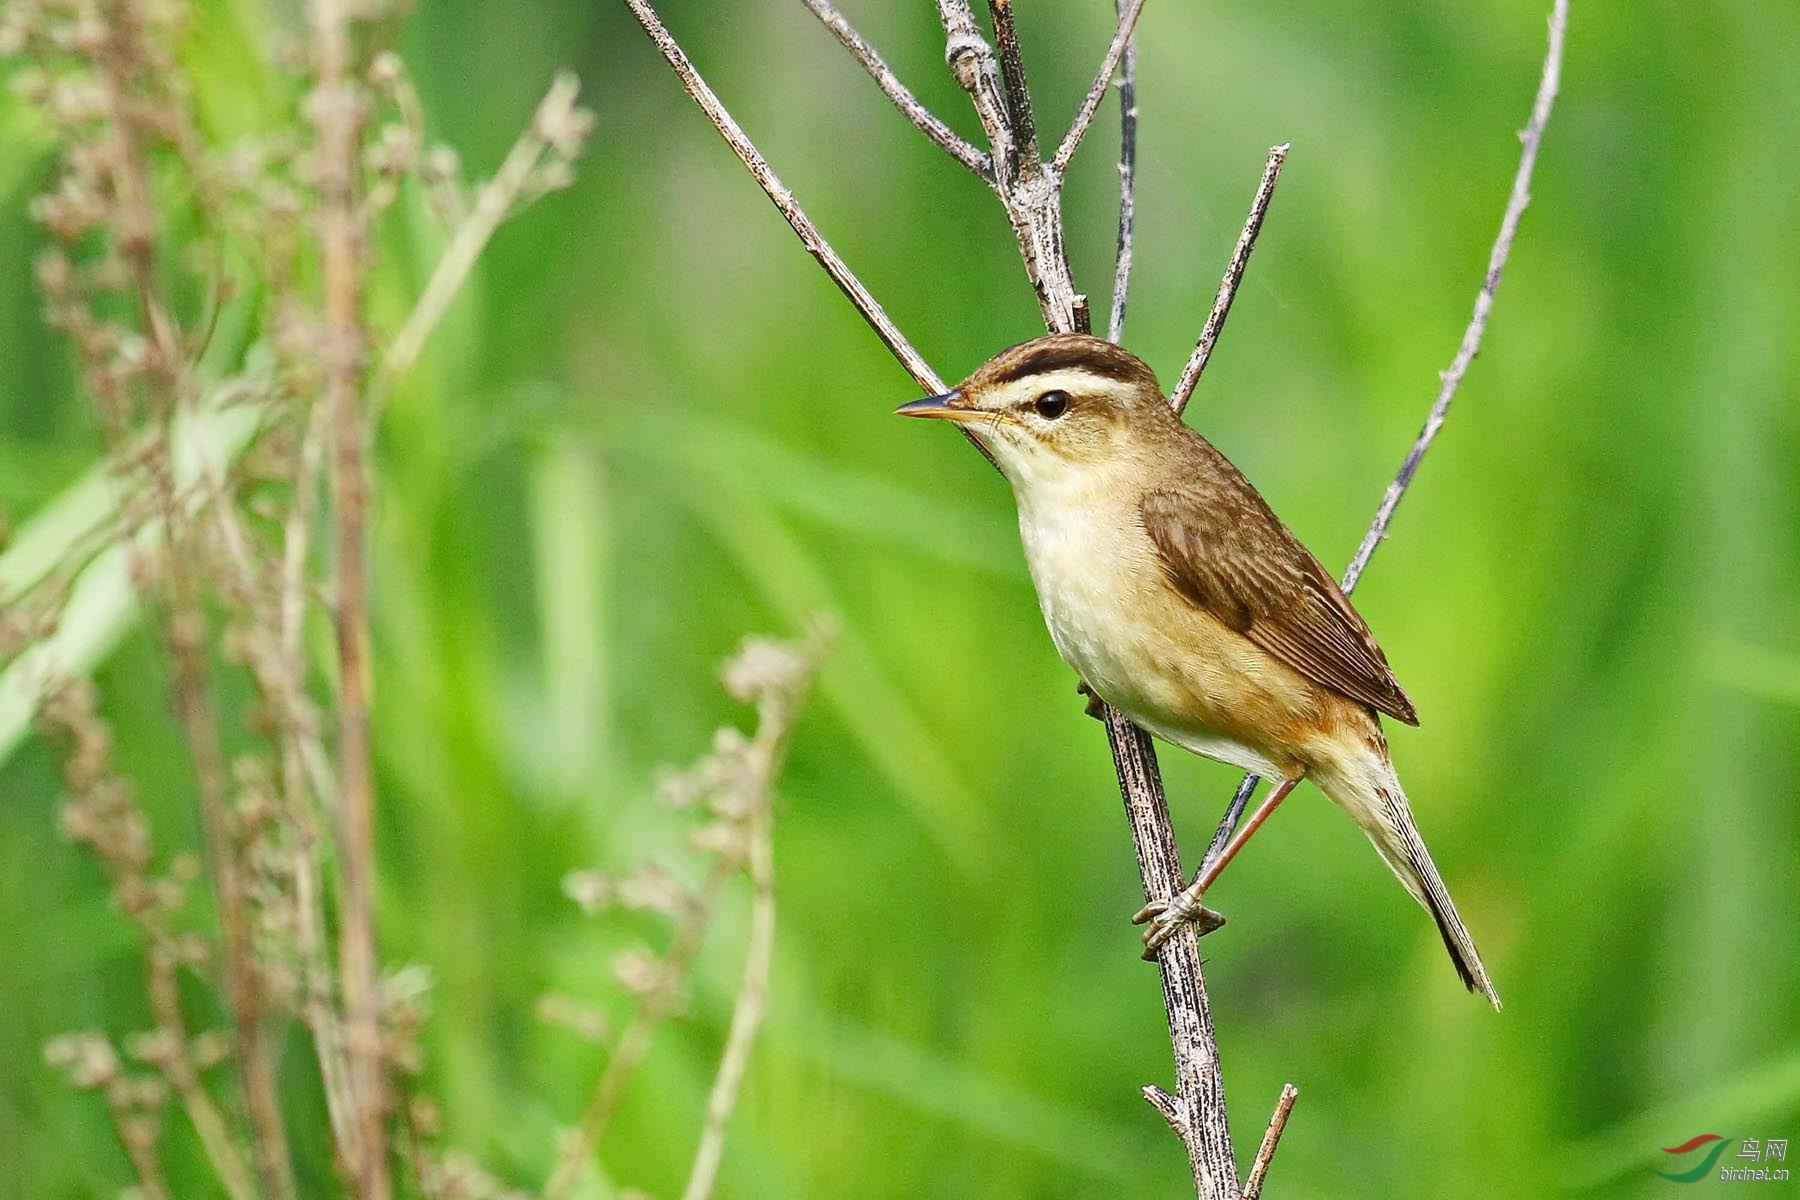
1132, 879, 1226, 961
1076, 680, 1106, 720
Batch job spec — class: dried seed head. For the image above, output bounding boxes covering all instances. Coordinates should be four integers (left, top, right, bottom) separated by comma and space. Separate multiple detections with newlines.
561, 869, 616, 915
410, 1096, 442, 1138
189, 1030, 231, 1071
123, 1028, 179, 1068
367, 50, 404, 89
534, 993, 611, 1043
532, 81, 593, 160
721, 635, 812, 703
117, 1113, 159, 1153
615, 863, 693, 918
687, 820, 750, 862
610, 945, 666, 999
45, 1032, 120, 1089
422, 144, 461, 183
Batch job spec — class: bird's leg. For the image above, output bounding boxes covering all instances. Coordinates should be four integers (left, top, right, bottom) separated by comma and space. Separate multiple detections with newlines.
1133, 768, 1305, 957
1076, 679, 1106, 720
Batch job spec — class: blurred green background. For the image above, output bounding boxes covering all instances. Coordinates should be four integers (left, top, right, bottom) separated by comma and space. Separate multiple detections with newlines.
4, 0, 1799, 1196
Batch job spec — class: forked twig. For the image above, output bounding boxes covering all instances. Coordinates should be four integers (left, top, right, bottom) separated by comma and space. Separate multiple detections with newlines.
936, 0, 1080, 328
545, 633, 822, 1200
1170, 143, 1289, 414
626, 0, 1569, 1194
800, 0, 991, 180
1242, 1084, 1299, 1200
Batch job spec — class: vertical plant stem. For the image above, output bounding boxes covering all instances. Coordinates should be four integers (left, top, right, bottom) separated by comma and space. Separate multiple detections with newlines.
1106, 712, 1239, 1198
985, 0, 1040, 172
92, 2, 296, 1191
145, 945, 259, 1200
281, 401, 361, 1179
309, 1, 386, 1196
161, 562, 292, 1196
679, 793, 777, 1200
541, 860, 735, 1200
1106, 0, 1138, 344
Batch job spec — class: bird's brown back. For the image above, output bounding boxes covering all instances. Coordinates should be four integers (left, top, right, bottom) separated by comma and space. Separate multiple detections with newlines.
1136, 419, 1418, 725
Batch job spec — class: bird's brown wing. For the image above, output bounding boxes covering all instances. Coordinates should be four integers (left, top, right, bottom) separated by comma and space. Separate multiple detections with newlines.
1140, 484, 1418, 725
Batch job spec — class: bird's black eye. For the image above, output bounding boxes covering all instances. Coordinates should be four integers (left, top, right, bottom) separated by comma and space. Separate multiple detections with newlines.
1033, 390, 1070, 420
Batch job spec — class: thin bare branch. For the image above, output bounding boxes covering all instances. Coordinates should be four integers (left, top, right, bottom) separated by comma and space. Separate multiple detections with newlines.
382, 75, 583, 385
986, 0, 1040, 171
1204, 0, 1567, 882
1199, 774, 1259, 872
937, 1, 1016, 179
930, 5, 1236, 1193
1242, 1084, 1299, 1200
1105, 711, 1239, 1198
1342, 0, 1567, 590
278, 400, 361, 1176
1051, 0, 1148, 174
625, 0, 1008, 472
1106, 0, 1138, 344
800, 0, 991, 181
1170, 143, 1288, 414
623, 0, 943, 395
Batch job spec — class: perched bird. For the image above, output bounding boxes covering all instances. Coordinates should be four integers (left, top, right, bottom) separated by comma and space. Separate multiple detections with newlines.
897, 332, 1499, 1007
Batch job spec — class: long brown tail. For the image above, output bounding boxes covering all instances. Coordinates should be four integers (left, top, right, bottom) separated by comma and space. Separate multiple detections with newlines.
1317, 761, 1501, 1008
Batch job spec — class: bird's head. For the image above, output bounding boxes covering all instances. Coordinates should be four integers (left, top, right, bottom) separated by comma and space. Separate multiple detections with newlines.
895, 333, 1176, 488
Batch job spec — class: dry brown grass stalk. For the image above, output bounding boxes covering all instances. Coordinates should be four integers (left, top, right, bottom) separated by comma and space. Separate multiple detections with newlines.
542, 628, 829, 1200
6, 1, 595, 1195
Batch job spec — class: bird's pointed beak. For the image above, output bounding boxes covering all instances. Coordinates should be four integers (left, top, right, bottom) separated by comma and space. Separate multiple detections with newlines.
894, 391, 975, 421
